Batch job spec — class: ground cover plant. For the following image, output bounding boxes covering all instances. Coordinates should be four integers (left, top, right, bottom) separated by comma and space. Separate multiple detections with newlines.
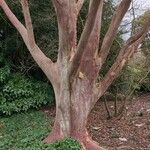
0, 111, 81, 150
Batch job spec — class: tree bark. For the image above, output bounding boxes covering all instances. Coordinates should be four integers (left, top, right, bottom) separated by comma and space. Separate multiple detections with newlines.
43, 77, 105, 150
1, 0, 150, 150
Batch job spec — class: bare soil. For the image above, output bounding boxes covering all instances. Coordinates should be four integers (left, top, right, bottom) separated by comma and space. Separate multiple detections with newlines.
42, 94, 150, 150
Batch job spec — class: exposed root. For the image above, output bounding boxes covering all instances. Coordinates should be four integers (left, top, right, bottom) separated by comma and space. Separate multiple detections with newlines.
42, 122, 63, 144
42, 131, 63, 144
71, 130, 107, 150
80, 138, 106, 150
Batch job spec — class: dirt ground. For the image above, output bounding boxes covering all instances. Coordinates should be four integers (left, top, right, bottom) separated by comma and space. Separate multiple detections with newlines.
43, 94, 150, 150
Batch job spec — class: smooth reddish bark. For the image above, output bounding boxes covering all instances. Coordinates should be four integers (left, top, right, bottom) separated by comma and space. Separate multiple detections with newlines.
1, 0, 150, 149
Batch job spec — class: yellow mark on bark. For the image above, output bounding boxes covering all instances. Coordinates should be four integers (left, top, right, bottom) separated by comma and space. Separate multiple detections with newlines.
79, 71, 85, 79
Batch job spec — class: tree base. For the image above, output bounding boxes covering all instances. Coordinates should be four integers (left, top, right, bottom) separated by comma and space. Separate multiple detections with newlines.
43, 132, 64, 144
43, 130, 107, 150
72, 131, 107, 150
43, 122, 64, 144
79, 137, 106, 150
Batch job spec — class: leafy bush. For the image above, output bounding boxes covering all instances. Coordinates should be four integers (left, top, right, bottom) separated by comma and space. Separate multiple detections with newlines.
0, 111, 81, 150
0, 73, 54, 115
45, 138, 81, 150
0, 53, 10, 84
126, 66, 150, 94
0, 54, 54, 115
0, 65, 10, 84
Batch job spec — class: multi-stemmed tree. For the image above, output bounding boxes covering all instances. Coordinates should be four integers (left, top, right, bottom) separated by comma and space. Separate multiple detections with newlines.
1, 0, 150, 149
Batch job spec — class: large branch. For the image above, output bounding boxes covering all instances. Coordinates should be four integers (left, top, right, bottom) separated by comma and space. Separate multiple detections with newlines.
97, 21, 150, 99
52, 0, 77, 63
0, 0, 57, 85
98, 0, 132, 69
69, 0, 104, 80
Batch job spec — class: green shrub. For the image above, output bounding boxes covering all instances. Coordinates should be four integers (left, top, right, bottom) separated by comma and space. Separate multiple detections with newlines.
47, 138, 81, 150
0, 65, 10, 84
0, 51, 54, 115
127, 66, 150, 94
0, 49, 55, 116
0, 74, 54, 115
0, 53, 10, 84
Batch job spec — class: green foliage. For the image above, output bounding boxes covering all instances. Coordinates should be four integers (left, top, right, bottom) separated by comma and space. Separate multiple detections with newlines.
0, 52, 10, 84
0, 73, 54, 115
0, 111, 50, 150
135, 10, 150, 27
0, 65, 10, 84
123, 10, 150, 96
134, 11, 150, 67
0, 52, 54, 115
0, 111, 81, 150
126, 66, 150, 93
44, 138, 81, 150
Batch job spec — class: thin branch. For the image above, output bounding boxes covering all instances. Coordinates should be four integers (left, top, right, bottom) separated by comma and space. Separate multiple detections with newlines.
21, 0, 36, 49
98, 0, 132, 69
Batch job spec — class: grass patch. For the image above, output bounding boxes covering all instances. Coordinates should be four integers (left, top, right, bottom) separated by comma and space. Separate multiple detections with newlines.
0, 111, 81, 150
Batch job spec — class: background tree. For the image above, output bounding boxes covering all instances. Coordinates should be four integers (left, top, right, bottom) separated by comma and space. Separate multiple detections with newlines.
1, 0, 150, 150
128, 10, 150, 93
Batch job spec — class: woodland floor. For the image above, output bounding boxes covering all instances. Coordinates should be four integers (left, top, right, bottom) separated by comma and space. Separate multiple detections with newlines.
43, 94, 150, 150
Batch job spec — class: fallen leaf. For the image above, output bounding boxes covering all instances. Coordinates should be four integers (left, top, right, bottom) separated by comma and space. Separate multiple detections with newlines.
135, 123, 145, 127
92, 126, 101, 130
119, 138, 127, 142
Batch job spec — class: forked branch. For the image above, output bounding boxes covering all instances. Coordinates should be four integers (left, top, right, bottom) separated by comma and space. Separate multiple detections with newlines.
70, 0, 104, 79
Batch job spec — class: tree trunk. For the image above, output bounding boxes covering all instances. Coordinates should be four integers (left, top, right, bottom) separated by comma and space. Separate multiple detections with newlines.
2, 1, 150, 150
43, 78, 105, 150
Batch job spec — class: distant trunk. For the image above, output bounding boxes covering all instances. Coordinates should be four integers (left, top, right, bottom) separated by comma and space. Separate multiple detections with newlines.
43, 78, 103, 150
